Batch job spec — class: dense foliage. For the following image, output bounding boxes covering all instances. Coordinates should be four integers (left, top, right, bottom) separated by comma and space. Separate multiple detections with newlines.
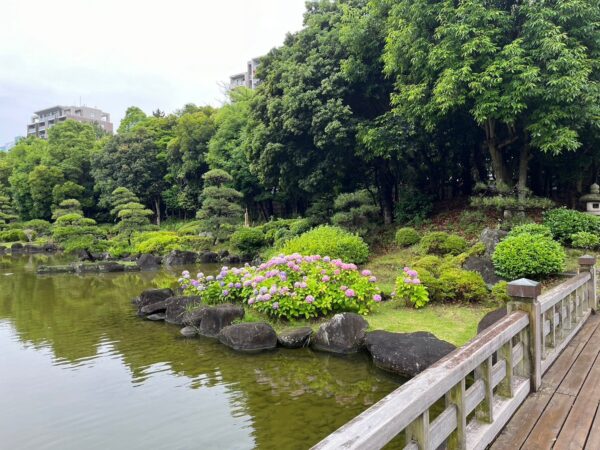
278, 226, 369, 264
0, 0, 596, 229
419, 232, 468, 256
543, 208, 600, 244
395, 227, 420, 247
179, 255, 382, 320
493, 233, 566, 279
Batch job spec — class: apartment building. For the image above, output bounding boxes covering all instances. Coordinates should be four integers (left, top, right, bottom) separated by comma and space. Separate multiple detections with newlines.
229, 57, 261, 90
27, 105, 113, 139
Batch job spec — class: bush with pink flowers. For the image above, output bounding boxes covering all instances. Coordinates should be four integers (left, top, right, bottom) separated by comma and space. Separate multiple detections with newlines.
395, 267, 430, 308
178, 254, 382, 320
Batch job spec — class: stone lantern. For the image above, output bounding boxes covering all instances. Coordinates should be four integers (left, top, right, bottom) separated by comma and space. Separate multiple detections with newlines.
580, 183, 600, 216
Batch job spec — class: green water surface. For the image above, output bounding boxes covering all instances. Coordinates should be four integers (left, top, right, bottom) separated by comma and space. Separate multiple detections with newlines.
0, 254, 401, 450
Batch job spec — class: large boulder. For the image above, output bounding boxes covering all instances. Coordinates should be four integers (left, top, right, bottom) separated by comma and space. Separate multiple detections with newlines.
135, 288, 174, 308
218, 323, 278, 352
463, 256, 502, 287
165, 296, 203, 325
477, 306, 507, 334
10, 243, 24, 253
139, 300, 168, 317
198, 251, 219, 264
137, 254, 162, 269
365, 331, 456, 378
163, 250, 197, 266
197, 304, 245, 338
480, 228, 508, 258
278, 327, 313, 349
23, 244, 43, 254
182, 308, 207, 327
311, 313, 368, 354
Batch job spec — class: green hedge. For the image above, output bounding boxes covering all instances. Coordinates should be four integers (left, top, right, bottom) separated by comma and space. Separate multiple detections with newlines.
279, 226, 369, 264
420, 231, 468, 255
493, 233, 565, 279
543, 208, 600, 244
395, 227, 421, 247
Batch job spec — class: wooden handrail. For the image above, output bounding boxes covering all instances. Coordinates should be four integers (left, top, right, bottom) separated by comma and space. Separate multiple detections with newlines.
313, 256, 597, 450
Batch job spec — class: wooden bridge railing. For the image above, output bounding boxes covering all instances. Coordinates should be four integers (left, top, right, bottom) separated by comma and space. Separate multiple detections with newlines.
313, 256, 597, 450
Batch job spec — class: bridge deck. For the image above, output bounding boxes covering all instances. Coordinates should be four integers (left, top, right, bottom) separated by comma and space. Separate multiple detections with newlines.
491, 313, 600, 450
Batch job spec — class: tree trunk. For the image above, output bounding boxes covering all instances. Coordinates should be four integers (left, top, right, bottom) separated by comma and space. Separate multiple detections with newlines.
154, 198, 161, 226
484, 119, 508, 186
517, 142, 530, 201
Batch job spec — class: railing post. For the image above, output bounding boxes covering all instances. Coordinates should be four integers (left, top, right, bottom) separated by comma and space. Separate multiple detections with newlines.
507, 278, 542, 391
579, 255, 597, 311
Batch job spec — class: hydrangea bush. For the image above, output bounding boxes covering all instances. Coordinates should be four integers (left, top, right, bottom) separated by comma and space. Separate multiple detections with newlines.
395, 267, 429, 308
178, 253, 382, 320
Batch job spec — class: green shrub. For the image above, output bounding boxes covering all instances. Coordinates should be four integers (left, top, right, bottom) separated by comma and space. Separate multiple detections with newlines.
470, 195, 554, 211
22, 219, 52, 235
176, 220, 203, 235
395, 267, 430, 308
493, 233, 565, 279
543, 208, 600, 243
395, 189, 433, 225
230, 227, 266, 258
491, 281, 511, 304
414, 255, 443, 274
179, 235, 212, 252
395, 227, 421, 247
289, 218, 312, 236
499, 215, 533, 231
0, 229, 26, 242
508, 223, 553, 239
437, 268, 488, 303
420, 231, 468, 255
279, 226, 369, 264
133, 232, 182, 254
570, 231, 600, 250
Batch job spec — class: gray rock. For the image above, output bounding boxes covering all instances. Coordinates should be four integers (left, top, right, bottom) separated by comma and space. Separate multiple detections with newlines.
139, 300, 168, 317
10, 243, 24, 253
480, 228, 508, 257
198, 251, 219, 264
43, 243, 58, 253
222, 255, 242, 264
146, 313, 166, 321
463, 256, 502, 287
477, 306, 507, 334
311, 313, 368, 354
165, 296, 203, 325
197, 304, 245, 338
365, 331, 456, 378
182, 308, 207, 327
218, 323, 278, 352
180, 326, 198, 338
135, 288, 174, 308
137, 254, 162, 269
163, 250, 197, 266
277, 327, 313, 349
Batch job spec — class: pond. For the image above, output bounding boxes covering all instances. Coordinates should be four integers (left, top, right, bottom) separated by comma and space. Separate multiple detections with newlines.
0, 254, 402, 450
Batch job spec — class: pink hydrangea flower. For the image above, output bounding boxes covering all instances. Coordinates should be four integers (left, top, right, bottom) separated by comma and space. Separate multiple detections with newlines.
373, 294, 382, 302
345, 289, 356, 298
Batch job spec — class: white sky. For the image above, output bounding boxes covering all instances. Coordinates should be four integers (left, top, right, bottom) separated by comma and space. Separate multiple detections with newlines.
0, 0, 307, 144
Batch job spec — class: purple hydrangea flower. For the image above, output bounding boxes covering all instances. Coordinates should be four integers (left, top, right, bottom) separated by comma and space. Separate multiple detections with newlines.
272, 302, 279, 310
345, 289, 356, 298
305, 295, 315, 304
373, 294, 382, 302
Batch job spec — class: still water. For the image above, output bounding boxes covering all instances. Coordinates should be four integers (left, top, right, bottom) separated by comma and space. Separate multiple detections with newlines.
0, 254, 401, 450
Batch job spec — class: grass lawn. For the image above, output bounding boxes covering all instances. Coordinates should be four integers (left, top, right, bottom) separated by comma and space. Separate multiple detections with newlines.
367, 301, 493, 346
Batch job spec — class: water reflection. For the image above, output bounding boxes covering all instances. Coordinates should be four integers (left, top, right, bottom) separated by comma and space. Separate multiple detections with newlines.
0, 255, 401, 449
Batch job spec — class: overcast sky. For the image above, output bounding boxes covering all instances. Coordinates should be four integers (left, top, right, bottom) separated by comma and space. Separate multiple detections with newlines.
0, 0, 307, 144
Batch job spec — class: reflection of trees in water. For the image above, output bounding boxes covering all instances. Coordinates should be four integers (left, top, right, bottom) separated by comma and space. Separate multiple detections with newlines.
1, 255, 402, 449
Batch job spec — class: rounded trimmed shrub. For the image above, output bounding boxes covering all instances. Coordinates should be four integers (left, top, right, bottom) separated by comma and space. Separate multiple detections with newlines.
133, 231, 182, 254
22, 219, 52, 235
279, 226, 369, 264
437, 268, 488, 303
543, 208, 600, 243
570, 231, 600, 250
230, 227, 266, 259
508, 223, 552, 239
395, 227, 421, 247
0, 229, 26, 242
420, 231, 468, 255
492, 233, 565, 280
